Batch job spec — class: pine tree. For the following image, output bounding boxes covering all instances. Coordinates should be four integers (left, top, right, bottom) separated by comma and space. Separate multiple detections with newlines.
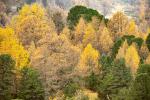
146, 33, 150, 51
18, 67, 45, 100
0, 54, 15, 100
130, 64, 150, 100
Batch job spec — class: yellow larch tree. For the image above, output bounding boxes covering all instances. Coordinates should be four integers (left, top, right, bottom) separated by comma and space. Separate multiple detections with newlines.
0, 27, 29, 69
82, 23, 97, 48
139, 0, 148, 33
126, 19, 139, 37
108, 12, 128, 40
78, 44, 100, 75
74, 17, 86, 44
116, 40, 129, 59
61, 26, 71, 40
125, 43, 140, 76
10, 3, 55, 48
31, 33, 81, 95
91, 16, 101, 31
99, 27, 113, 53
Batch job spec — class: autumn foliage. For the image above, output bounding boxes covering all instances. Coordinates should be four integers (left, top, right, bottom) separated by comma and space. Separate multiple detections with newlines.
0, 2, 150, 100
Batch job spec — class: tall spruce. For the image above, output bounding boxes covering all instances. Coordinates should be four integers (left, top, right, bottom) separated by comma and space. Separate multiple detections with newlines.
18, 67, 44, 100
0, 54, 15, 100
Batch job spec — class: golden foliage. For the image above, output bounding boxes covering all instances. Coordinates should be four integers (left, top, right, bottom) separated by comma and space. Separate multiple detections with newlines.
61, 26, 71, 40
116, 40, 129, 59
11, 3, 55, 47
126, 19, 139, 37
78, 44, 99, 74
0, 27, 29, 69
74, 17, 86, 44
82, 89, 99, 100
91, 16, 101, 31
83, 23, 97, 48
139, 44, 149, 59
99, 27, 113, 53
108, 12, 128, 39
31, 34, 81, 94
125, 44, 140, 76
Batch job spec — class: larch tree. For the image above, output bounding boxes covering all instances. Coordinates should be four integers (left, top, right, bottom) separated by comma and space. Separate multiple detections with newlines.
61, 26, 71, 40
126, 19, 139, 37
108, 12, 129, 40
78, 44, 100, 75
82, 23, 97, 48
91, 16, 101, 31
139, 43, 149, 60
125, 43, 140, 76
31, 34, 81, 98
0, 27, 29, 69
116, 40, 129, 60
10, 3, 55, 48
99, 27, 113, 54
139, 0, 148, 33
74, 17, 86, 44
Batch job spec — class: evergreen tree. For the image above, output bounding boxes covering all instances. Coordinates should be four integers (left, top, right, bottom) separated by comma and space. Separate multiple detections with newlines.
0, 54, 15, 100
130, 64, 150, 100
146, 33, 150, 51
99, 58, 132, 99
18, 67, 44, 100
86, 57, 132, 100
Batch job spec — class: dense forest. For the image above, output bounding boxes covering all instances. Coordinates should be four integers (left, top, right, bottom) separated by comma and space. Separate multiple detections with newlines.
0, 0, 150, 100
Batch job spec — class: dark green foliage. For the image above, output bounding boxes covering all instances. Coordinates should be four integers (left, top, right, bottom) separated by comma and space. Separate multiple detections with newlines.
18, 67, 44, 100
111, 38, 124, 59
130, 64, 150, 100
85, 72, 100, 91
63, 82, 80, 98
113, 88, 130, 100
122, 35, 143, 48
85, 56, 132, 100
146, 33, 150, 51
67, 5, 106, 29
0, 54, 15, 100
133, 37, 143, 48
122, 35, 135, 45
99, 58, 132, 99
111, 35, 144, 59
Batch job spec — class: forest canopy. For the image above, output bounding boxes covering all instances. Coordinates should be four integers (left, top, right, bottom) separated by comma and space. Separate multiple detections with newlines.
0, 0, 150, 100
